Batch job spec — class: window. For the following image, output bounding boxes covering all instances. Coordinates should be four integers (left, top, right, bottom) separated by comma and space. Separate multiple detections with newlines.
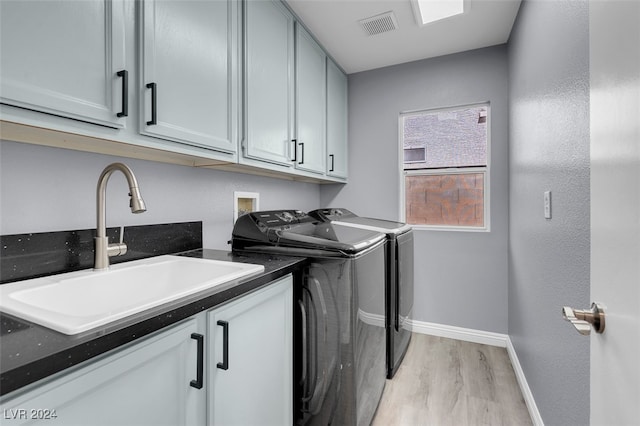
403, 147, 426, 163
400, 104, 489, 230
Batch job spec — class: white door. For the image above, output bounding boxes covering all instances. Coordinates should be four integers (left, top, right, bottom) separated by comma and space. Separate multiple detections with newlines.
589, 1, 640, 424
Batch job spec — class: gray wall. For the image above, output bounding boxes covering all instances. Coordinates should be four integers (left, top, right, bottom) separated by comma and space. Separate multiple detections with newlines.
0, 141, 320, 248
508, 1, 590, 425
321, 45, 510, 333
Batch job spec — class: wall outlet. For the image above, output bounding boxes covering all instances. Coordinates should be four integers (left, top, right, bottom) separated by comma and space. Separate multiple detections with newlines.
544, 191, 552, 219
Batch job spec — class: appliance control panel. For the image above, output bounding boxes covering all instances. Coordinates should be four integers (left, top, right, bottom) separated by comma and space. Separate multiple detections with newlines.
248, 210, 313, 229
310, 208, 356, 221
232, 210, 318, 248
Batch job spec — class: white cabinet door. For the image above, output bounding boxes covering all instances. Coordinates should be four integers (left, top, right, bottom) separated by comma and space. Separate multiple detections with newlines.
244, 0, 295, 166
140, 0, 238, 154
0, 0, 126, 128
208, 275, 293, 425
295, 25, 326, 174
0, 319, 204, 426
326, 59, 348, 179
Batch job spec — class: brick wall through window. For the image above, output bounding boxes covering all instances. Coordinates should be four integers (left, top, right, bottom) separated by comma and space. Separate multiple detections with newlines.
405, 173, 484, 227
401, 103, 488, 229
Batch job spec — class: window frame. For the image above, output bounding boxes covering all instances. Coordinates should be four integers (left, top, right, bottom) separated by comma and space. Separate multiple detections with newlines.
398, 102, 491, 232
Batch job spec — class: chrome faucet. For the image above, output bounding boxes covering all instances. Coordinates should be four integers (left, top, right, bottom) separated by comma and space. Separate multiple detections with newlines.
95, 163, 146, 270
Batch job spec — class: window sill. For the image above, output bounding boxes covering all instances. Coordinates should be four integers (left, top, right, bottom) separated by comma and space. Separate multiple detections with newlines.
409, 224, 490, 233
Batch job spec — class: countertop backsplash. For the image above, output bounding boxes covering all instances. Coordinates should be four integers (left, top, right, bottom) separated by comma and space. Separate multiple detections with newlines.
0, 222, 202, 284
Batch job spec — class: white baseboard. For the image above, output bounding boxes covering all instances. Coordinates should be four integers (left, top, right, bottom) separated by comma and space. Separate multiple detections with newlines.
408, 319, 544, 425
408, 319, 508, 347
506, 338, 545, 426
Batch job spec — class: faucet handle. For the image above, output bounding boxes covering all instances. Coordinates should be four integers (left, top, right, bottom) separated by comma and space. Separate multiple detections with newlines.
107, 242, 127, 257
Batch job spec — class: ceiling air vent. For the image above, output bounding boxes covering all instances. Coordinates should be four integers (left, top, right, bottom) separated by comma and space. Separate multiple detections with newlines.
359, 11, 398, 36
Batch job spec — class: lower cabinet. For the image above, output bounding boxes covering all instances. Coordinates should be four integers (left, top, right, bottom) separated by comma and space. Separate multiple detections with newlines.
208, 275, 293, 425
0, 318, 204, 425
0, 274, 293, 426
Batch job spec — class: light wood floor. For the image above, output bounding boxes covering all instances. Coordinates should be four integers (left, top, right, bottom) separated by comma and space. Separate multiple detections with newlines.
372, 334, 533, 426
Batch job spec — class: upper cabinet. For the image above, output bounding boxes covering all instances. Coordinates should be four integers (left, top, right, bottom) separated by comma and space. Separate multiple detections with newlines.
326, 59, 348, 179
0, 0, 127, 128
294, 25, 326, 175
243, 0, 295, 166
139, 0, 238, 154
0, 0, 346, 182
242, 1, 339, 179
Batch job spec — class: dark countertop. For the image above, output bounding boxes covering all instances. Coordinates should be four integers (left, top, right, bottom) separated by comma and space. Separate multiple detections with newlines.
0, 249, 307, 397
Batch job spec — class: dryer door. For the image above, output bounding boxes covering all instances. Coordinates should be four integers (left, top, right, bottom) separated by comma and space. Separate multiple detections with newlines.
300, 263, 340, 425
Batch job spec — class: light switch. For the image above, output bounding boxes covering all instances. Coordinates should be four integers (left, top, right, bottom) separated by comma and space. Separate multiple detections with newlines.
544, 191, 552, 219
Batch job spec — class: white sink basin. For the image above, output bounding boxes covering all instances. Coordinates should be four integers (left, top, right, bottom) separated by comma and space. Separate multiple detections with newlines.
0, 255, 264, 335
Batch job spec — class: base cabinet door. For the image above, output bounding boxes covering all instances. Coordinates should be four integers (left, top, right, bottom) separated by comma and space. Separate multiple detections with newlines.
208, 275, 293, 425
0, 319, 204, 426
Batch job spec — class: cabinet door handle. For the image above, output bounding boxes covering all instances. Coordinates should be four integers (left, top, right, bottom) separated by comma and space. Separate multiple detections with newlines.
190, 333, 204, 389
116, 70, 128, 118
146, 82, 157, 125
329, 154, 335, 172
298, 142, 304, 165
217, 320, 229, 370
291, 139, 297, 162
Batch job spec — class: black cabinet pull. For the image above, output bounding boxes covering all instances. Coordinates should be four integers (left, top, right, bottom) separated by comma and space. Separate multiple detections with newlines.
291, 139, 297, 162
329, 154, 335, 172
217, 320, 229, 370
146, 82, 157, 125
298, 142, 304, 165
116, 70, 128, 118
190, 333, 204, 389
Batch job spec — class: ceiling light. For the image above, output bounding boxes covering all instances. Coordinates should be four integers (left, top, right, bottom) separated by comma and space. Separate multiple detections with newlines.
410, 0, 465, 26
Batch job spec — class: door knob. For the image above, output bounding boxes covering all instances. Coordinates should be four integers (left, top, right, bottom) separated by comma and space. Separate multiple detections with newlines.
562, 302, 606, 335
